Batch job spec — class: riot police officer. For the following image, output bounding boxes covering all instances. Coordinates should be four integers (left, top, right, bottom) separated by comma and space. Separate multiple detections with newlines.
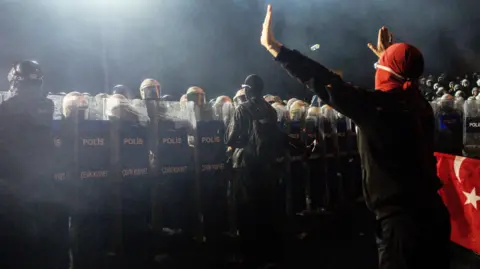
0, 60, 62, 268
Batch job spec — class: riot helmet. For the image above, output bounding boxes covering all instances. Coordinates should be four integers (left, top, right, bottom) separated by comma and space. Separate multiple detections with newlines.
112, 84, 133, 99
419, 77, 426, 85
449, 81, 455, 90
433, 83, 440, 90
233, 89, 246, 108
264, 94, 276, 104
461, 79, 470, 88
289, 100, 306, 121
477, 79, 480, 87
425, 79, 433, 88
286, 98, 299, 110
139, 79, 161, 100
106, 94, 138, 122
62, 91, 89, 119
8, 60, 44, 96
454, 90, 465, 99
436, 87, 446, 97
472, 87, 479, 97
454, 84, 462, 92
186, 86, 206, 106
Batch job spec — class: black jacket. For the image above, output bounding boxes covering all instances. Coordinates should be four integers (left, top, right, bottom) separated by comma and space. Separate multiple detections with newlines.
0, 93, 55, 181
276, 46, 442, 217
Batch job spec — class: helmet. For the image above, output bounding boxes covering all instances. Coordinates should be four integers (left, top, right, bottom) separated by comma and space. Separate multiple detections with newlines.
215, 95, 232, 105
306, 106, 321, 118
433, 83, 440, 90
264, 94, 276, 104
62, 91, 89, 118
454, 90, 465, 99
289, 100, 306, 120
461, 79, 470, 88
436, 87, 446, 97
286, 98, 299, 110
112, 84, 133, 99
8, 60, 43, 94
233, 89, 246, 108
449, 81, 455, 89
186, 86, 206, 106
426, 79, 433, 87
139, 79, 161, 100
472, 87, 479, 97
454, 84, 461, 91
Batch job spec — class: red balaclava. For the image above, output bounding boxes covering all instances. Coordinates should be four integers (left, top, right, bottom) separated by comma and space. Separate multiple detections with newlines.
375, 43, 424, 92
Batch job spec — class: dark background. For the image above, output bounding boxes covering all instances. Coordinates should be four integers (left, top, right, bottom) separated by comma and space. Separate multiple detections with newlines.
0, 0, 479, 99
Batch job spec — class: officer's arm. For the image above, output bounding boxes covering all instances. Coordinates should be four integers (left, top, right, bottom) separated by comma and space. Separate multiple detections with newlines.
275, 46, 371, 122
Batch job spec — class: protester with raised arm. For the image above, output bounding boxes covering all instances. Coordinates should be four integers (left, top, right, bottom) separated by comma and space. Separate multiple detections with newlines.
260, 4, 450, 269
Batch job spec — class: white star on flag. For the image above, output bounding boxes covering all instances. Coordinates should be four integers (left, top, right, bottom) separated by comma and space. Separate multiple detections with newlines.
463, 187, 480, 209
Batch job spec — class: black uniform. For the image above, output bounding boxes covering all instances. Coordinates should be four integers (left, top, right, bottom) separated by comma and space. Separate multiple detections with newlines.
275, 47, 450, 269
0, 61, 59, 269
226, 75, 283, 266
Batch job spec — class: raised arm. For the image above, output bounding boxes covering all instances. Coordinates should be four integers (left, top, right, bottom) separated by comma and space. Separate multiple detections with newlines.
260, 5, 372, 122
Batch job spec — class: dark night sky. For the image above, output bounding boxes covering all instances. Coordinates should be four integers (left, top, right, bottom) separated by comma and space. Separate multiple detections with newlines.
0, 0, 479, 99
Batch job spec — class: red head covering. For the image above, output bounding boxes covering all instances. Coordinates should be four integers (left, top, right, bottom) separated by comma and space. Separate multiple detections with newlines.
375, 43, 424, 92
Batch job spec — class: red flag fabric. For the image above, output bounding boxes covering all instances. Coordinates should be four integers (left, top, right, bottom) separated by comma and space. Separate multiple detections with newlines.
436, 152, 480, 253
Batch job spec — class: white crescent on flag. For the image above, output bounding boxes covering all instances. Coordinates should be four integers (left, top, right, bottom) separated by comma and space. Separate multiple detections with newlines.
453, 156, 466, 182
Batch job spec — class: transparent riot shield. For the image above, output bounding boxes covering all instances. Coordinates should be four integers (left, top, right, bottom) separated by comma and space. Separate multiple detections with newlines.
463, 98, 480, 157
109, 108, 150, 263
47, 94, 65, 120
149, 101, 197, 249
0, 91, 11, 103
319, 105, 341, 211
131, 98, 150, 124
66, 104, 115, 267
288, 101, 308, 215
434, 94, 464, 155
192, 103, 231, 246
304, 107, 322, 212
335, 111, 357, 204
90, 93, 108, 120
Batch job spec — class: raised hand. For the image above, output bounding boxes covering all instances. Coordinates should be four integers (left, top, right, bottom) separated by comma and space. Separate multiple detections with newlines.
368, 26, 393, 58
261, 4, 282, 57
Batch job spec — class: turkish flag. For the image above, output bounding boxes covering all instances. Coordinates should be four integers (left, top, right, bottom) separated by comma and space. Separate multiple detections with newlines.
436, 152, 480, 253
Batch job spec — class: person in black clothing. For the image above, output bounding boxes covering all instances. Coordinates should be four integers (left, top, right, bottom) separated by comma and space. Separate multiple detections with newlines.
261, 5, 450, 269
0, 61, 61, 269
226, 74, 283, 267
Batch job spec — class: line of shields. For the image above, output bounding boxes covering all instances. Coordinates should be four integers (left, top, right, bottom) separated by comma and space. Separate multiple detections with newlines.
0, 92, 363, 266
431, 94, 480, 157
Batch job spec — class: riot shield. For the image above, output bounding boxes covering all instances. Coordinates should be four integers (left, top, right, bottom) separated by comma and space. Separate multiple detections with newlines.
463, 98, 480, 157
110, 114, 150, 264
194, 104, 231, 247
68, 108, 114, 267
149, 101, 197, 247
434, 94, 463, 155
0, 91, 11, 103
319, 105, 341, 211
335, 111, 358, 204
304, 107, 323, 212
47, 94, 64, 120
288, 101, 308, 215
